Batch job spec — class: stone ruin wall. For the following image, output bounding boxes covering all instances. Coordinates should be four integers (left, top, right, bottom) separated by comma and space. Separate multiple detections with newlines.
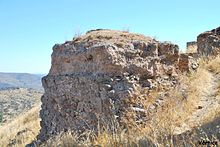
197, 26, 220, 55
186, 41, 197, 53
37, 29, 206, 141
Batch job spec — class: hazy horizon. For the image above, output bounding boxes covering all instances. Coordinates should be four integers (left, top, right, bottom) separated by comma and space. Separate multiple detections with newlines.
1, 0, 220, 73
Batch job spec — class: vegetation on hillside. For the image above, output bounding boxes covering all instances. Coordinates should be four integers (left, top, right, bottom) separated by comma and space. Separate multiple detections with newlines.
0, 88, 42, 124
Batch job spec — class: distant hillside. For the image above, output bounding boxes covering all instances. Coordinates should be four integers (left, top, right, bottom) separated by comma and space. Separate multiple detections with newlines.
0, 72, 44, 91
0, 88, 42, 124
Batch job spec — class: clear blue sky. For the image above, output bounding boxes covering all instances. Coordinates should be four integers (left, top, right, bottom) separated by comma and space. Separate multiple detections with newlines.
0, 0, 219, 74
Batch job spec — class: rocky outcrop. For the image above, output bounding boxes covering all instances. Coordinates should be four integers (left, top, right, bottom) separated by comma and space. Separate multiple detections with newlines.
197, 26, 220, 55
37, 30, 197, 141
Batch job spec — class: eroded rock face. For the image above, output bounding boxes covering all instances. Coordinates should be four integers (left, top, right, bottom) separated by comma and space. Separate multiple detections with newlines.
197, 26, 220, 55
37, 30, 195, 141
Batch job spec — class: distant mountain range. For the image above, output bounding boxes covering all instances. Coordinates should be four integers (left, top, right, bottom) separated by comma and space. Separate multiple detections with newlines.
0, 72, 44, 91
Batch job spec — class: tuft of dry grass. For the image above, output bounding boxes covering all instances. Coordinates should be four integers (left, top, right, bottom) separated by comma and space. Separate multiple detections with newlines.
205, 55, 220, 74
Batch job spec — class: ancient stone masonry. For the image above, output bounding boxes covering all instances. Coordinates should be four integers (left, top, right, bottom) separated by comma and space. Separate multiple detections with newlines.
37, 30, 197, 141
186, 41, 197, 53
197, 26, 220, 56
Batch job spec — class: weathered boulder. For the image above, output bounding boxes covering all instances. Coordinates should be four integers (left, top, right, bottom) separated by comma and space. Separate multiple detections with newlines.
197, 26, 220, 55
37, 29, 195, 141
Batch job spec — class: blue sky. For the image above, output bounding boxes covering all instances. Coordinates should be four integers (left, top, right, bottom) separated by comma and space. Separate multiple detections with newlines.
0, 0, 219, 73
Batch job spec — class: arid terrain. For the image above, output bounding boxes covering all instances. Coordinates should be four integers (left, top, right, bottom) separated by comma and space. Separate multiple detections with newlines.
1, 28, 220, 147
0, 88, 42, 124
0, 73, 43, 146
0, 73, 43, 124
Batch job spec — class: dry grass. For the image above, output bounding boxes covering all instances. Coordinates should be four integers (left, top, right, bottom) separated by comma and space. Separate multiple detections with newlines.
72, 29, 154, 49
0, 105, 40, 147
205, 55, 220, 74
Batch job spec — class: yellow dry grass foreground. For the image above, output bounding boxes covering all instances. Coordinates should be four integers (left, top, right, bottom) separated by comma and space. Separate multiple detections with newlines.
0, 105, 40, 147
1, 56, 220, 146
